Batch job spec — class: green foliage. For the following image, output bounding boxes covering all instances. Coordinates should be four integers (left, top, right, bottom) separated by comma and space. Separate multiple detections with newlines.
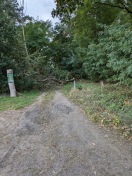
24, 19, 53, 54
52, 0, 132, 20
45, 23, 84, 79
1, 0, 132, 93
83, 22, 132, 85
0, 0, 28, 93
77, 84, 83, 90
63, 83, 73, 92
52, 0, 132, 86
52, 0, 83, 21
71, 0, 120, 46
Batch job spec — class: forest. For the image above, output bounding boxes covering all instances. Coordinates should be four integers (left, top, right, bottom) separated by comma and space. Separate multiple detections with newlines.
0, 0, 132, 93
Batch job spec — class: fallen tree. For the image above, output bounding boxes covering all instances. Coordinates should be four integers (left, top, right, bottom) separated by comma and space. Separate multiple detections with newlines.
38, 77, 75, 87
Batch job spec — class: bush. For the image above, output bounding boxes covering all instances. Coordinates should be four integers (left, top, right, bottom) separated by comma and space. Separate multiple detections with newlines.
83, 23, 132, 85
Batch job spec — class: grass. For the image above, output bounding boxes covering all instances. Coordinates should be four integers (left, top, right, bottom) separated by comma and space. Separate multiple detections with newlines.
63, 81, 132, 139
40, 90, 55, 108
0, 91, 41, 111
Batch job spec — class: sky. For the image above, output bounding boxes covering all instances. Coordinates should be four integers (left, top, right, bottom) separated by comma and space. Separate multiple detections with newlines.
17, 0, 59, 24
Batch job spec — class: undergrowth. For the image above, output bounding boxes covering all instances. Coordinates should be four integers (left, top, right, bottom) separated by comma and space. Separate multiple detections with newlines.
63, 81, 132, 139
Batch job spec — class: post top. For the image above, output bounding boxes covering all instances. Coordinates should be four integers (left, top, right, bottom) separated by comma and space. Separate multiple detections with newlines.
7, 69, 13, 74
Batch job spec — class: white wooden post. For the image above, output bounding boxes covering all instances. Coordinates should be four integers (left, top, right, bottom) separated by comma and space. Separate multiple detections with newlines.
7, 69, 16, 97
100, 80, 104, 97
74, 78, 76, 89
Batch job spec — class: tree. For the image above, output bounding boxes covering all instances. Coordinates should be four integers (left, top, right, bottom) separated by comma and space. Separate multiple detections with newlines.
52, 0, 83, 20
24, 19, 53, 54
83, 22, 132, 84
0, 0, 28, 93
52, 0, 132, 20
95, 0, 132, 15
70, 0, 120, 47
52, 0, 132, 85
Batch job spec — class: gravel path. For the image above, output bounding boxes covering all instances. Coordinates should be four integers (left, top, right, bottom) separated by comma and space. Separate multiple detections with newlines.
0, 91, 132, 176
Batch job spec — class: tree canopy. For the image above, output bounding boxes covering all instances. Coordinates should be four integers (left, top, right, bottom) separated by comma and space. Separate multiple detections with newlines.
52, 0, 132, 19
0, 0, 132, 93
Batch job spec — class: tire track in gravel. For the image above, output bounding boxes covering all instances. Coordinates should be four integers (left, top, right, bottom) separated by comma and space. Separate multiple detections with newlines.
0, 91, 132, 176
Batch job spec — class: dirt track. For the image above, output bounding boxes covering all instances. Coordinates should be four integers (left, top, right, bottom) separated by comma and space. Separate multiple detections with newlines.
0, 91, 132, 176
